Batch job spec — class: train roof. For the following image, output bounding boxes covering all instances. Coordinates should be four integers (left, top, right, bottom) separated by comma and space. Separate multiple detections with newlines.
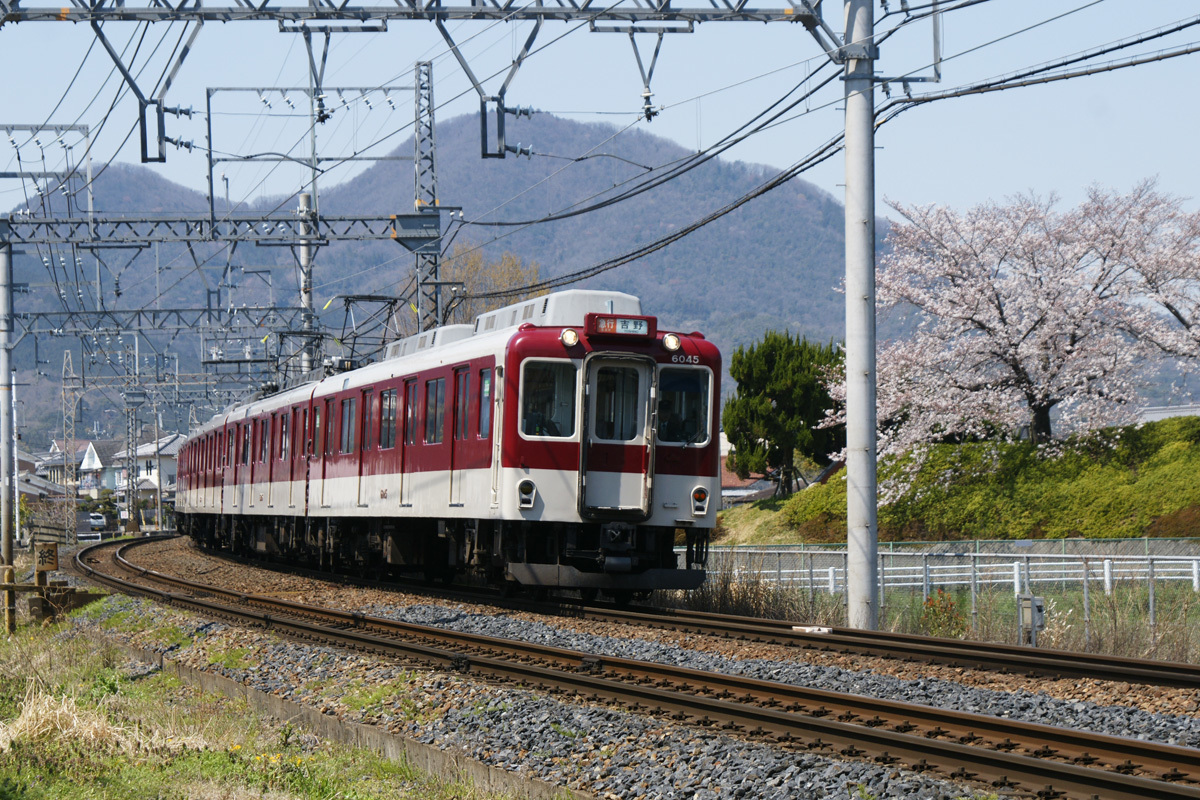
186, 289, 646, 439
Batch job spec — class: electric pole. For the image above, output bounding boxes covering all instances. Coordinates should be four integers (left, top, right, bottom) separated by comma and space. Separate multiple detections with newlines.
843, 0, 879, 629
0, 226, 14, 633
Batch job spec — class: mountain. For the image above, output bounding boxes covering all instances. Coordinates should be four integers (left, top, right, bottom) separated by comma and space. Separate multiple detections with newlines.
9, 113, 854, 443
319, 113, 850, 352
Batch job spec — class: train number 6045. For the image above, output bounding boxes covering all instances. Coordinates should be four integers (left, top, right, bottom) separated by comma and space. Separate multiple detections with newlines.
671, 354, 700, 364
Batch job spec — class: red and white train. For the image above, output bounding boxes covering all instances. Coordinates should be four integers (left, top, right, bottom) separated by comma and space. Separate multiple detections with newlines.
175, 290, 718, 598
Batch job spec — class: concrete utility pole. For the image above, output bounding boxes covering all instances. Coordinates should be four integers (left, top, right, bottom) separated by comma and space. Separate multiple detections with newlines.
843, 0, 879, 629
0, 227, 14, 633
298, 192, 315, 375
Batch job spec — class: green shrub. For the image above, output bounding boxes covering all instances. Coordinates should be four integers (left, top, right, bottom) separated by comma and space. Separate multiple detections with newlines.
779, 417, 1200, 541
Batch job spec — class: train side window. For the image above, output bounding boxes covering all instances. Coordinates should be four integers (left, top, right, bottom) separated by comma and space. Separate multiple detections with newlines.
225, 431, 232, 467
478, 368, 492, 439
325, 400, 337, 455
404, 381, 417, 445
340, 398, 357, 453
380, 389, 397, 449
260, 418, 270, 463
424, 378, 445, 444
521, 361, 576, 438
280, 414, 290, 461
656, 367, 711, 445
312, 407, 321, 456
241, 424, 250, 465
453, 369, 470, 441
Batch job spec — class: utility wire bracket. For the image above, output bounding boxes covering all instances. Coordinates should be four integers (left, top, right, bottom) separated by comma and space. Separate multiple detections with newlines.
91, 21, 202, 163
437, 18, 541, 159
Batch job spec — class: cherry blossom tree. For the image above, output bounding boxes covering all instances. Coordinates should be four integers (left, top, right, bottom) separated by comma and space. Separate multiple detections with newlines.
1082, 180, 1200, 359
856, 188, 1177, 457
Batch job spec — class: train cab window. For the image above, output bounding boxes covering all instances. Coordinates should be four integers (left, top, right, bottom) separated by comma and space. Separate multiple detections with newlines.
594, 366, 641, 441
340, 398, 357, 453
380, 389, 397, 449
404, 381, 418, 445
453, 369, 470, 441
521, 361, 576, 438
478, 368, 492, 439
424, 378, 446, 444
656, 368, 711, 445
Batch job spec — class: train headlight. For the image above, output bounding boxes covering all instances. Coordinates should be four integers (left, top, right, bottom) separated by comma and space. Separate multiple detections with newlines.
691, 486, 710, 516
518, 479, 537, 509
663, 333, 681, 351
560, 329, 580, 347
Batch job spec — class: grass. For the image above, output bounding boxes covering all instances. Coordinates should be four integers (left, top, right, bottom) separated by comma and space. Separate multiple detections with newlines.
731, 416, 1200, 542
668, 562, 1200, 661
712, 497, 794, 546
0, 606, 540, 800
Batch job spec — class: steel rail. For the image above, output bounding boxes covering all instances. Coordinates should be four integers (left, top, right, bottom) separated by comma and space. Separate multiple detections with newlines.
75, 538, 1200, 800
141, 535, 1200, 689
141, 536, 1200, 689
578, 603, 1200, 689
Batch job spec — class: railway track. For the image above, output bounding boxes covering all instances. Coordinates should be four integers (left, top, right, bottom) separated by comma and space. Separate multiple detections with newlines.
190, 536, 1200, 691
78, 537, 1200, 800
575, 604, 1200, 690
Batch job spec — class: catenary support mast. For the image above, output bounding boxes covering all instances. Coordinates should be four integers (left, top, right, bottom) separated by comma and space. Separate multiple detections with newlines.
843, 0, 879, 629
0, 229, 14, 633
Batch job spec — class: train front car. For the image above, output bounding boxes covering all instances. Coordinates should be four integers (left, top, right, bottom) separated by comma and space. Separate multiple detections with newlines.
494, 291, 719, 598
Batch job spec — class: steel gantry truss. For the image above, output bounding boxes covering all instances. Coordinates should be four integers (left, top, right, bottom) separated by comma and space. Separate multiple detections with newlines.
0, 1, 820, 24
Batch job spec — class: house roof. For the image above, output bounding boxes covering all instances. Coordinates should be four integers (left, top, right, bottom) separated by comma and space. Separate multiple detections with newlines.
720, 455, 761, 490
18, 471, 65, 498
87, 439, 125, 468
51, 439, 91, 456
116, 432, 185, 460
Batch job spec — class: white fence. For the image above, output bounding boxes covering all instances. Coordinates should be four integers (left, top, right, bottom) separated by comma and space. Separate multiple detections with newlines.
688, 546, 1200, 599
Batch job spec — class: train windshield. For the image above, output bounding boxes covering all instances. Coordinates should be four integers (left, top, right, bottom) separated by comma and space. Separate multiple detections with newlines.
593, 366, 641, 441
521, 361, 576, 438
657, 368, 710, 444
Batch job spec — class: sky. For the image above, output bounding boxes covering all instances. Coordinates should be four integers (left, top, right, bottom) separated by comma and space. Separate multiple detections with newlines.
2, 1, 1199, 221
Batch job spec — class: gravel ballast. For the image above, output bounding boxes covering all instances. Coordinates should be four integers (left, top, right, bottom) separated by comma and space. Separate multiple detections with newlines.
74, 594, 994, 799
367, 603, 1200, 749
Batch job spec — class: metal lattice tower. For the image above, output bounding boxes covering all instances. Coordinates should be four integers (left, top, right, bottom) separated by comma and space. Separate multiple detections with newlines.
61, 352, 79, 545
413, 61, 441, 331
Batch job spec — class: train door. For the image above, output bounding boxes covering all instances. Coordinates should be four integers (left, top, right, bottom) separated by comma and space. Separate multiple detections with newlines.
288, 407, 302, 508
579, 354, 656, 520
267, 414, 277, 508
320, 398, 335, 507
449, 367, 470, 507
400, 379, 417, 507
487, 366, 501, 506
237, 421, 251, 511
356, 388, 373, 508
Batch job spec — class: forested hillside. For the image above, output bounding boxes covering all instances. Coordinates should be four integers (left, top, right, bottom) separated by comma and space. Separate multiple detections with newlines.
11, 113, 850, 365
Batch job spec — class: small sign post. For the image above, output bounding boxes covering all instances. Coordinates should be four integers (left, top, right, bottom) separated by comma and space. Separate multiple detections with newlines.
34, 542, 58, 587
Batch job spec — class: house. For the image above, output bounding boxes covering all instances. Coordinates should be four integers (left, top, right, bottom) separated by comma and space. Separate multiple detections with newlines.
36, 440, 89, 488
115, 432, 183, 502
78, 439, 125, 498
719, 431, 775, 507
